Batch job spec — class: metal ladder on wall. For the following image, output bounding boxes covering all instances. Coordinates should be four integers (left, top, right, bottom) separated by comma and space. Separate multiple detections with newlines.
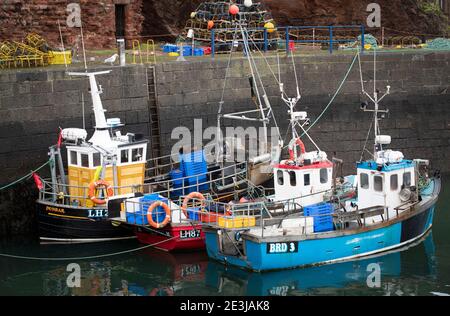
146, 66, 161, 162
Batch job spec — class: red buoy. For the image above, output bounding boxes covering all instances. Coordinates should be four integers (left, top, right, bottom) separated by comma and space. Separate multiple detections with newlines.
229, 4, 239, 15
207, 20, 214, 30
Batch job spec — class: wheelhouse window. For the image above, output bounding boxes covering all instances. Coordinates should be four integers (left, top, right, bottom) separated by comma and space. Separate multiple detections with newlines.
374, 175, 383, 192
121, 149, 129, 164
390, 174, 398, 191
132, 147, 143, 162
403, 172, 411, 187
360, 173, 369, 189
289, 171, 296, 186
304, 173, 310, 186
320, 168, 328, 184
93, 153, 101, 167
70, 151, 78, 165
277, 170, 284, 185
81, 154, 89, 168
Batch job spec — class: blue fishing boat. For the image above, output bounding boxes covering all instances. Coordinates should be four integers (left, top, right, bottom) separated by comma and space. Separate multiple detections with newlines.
201, 50, 441, 271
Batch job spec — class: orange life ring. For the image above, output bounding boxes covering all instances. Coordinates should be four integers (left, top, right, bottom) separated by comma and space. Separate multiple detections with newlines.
288, 138, 306, 161
146, 201, 171, 229
181, 192, 206, 219
88, 180, 114, 205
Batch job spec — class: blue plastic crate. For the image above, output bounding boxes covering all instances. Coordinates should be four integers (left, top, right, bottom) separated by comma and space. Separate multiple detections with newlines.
162, 44, 178, 53
126, 210, 149, 225
179, 46, 192, 56
187, 207, 201, 221
304, 203, 334, 233
194, 48, 204, 56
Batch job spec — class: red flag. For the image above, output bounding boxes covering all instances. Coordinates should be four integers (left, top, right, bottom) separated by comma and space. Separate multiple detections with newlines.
32, 172, 43, 190
57, 128, 63, 148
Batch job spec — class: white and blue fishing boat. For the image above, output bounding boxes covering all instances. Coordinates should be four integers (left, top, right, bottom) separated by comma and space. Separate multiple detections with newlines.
201, 50, 441, 271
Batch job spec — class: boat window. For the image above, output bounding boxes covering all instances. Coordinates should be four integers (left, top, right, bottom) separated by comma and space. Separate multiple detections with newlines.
277, 170, 284, 186
403, 172, 411, 187
289, 171, 296, 186
70, 151, 78, 165
304, 173, 310, 186
320, 168, 328, 184
81, 154, 89, 168
93, 153, 101, 167
374, 175, 383, 192
360, 173, 369, 189
121, 149, 129, 164
390, 174, 398, 191
132, 147, 143, 162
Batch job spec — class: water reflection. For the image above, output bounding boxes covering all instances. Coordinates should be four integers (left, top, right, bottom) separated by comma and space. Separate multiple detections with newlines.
0, 231, 437, 296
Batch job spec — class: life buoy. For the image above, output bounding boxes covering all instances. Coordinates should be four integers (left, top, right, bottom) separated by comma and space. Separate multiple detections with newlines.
147, 201, 171, 229
181, 192, 206, 219
88, 180, 113, 205
288, 138, 306, 161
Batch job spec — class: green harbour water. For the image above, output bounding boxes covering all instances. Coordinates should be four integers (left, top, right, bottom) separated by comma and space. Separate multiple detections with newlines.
0, 174, 449, 296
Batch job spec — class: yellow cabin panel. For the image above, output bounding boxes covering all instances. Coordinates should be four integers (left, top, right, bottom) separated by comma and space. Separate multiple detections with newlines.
68, 163, 145, 206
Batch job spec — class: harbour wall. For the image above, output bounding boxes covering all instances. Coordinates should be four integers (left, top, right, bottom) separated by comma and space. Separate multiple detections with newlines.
0, 51, 449, 235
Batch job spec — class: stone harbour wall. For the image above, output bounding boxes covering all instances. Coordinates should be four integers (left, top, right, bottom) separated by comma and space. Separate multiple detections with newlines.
0, 51, 449, 236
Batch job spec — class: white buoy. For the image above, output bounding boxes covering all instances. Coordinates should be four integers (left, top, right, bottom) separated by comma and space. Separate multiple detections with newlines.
244, 0, 253, 8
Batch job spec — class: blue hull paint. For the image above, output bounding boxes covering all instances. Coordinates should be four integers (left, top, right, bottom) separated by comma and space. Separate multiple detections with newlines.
205, 205, 435, 271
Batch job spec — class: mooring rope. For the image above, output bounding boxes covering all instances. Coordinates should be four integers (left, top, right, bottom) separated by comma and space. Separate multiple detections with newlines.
0, 236, 179, 261
300, 52, 359, 138
0, 160, 51, 191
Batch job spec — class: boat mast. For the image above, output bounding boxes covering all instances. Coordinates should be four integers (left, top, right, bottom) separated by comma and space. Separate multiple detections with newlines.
359, 49, 390, 157
67, 71, 113, 148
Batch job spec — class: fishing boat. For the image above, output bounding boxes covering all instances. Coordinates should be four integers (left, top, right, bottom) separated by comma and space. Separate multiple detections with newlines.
34, 21, 286, 244
201, 50, 441, 271
35, 67, 274, 243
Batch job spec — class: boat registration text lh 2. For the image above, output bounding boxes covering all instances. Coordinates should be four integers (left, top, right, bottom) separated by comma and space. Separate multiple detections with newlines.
266, 242, 298, 254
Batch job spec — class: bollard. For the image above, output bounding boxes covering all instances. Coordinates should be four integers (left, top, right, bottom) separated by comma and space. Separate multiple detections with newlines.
117, 38, 126, 66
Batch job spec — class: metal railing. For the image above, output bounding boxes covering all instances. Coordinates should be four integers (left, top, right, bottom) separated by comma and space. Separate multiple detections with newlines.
210, 25, 365, 57
38, 161, 248, 208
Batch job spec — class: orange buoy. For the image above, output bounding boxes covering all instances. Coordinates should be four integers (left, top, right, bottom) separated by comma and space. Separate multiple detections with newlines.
88, 180, 114, 205
207, 20, 214, 30
264, 22, 275, 33
182, 192, 206, 219
147, 201, 171, 229
229, 4, 239, 15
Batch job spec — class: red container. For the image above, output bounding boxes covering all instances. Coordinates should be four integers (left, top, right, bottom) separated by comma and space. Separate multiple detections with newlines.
203, 46, 212, 55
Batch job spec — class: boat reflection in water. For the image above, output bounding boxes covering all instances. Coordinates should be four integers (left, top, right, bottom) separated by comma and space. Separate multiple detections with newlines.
2, 232, 435, 296
205, 232, 437, 296
39, 249, 209, 296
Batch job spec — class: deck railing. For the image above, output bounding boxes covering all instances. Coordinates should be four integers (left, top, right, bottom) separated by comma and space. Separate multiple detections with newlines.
38, 161, 249, 208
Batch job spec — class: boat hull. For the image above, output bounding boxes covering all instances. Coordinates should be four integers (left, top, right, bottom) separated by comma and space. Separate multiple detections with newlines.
205, 202, 436, 272
134, 224, 205, 252
37, 201, 134, 243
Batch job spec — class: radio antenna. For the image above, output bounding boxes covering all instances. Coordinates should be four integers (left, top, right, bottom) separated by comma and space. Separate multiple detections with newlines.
80, 18, 88, 71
